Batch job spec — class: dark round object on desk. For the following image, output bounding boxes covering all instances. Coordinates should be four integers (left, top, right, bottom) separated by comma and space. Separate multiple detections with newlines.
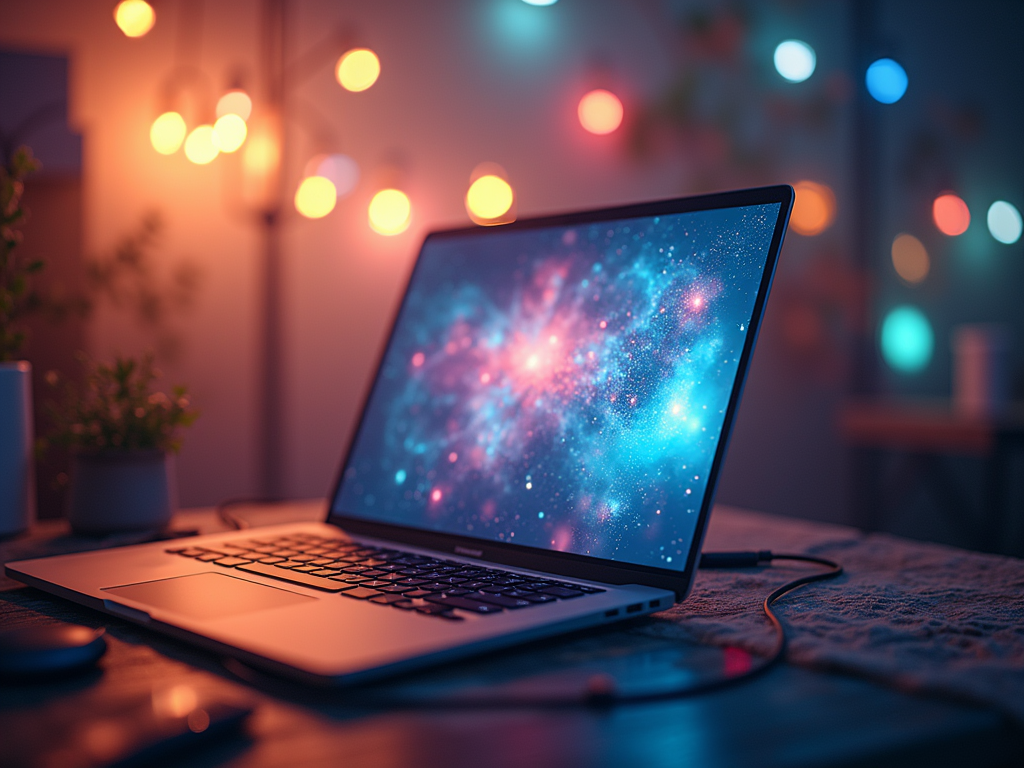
0, 623, 106, 679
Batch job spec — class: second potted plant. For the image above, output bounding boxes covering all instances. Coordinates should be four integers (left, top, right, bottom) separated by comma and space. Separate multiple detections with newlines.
48, 354, 198, 535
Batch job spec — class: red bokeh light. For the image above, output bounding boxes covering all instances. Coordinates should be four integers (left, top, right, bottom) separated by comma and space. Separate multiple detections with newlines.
933, 193, 970, 236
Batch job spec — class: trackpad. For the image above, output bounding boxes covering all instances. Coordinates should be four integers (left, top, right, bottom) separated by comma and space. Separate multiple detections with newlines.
103, 572, 316, 620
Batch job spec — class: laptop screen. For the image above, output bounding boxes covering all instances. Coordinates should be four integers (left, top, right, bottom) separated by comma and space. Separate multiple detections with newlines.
331, 200, 782, 572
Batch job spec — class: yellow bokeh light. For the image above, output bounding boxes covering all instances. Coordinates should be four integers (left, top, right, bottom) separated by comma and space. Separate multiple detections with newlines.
150, 111, 186, 155
368, 188, 411, 235
466, 175, 514, 222
183, 125, 219, 165
335, 48, 381, 92
216, 90, 252, 121
212, 114, 247, 152
790, 180, 836, 236
578, 89, 624, 135
114, 0, 155, 38
294, 176, 337, 219
891, 233, 930, 284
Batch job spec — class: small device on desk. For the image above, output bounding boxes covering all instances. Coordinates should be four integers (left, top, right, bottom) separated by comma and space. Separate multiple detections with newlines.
0, 622, 106, 680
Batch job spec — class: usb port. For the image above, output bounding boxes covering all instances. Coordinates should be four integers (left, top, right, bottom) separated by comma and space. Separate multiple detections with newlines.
626, 603, 642, 614
604, 609, 619, 618
649, 599, 661, 608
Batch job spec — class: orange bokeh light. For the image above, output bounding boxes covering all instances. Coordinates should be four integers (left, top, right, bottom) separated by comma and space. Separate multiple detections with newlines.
790, 180, 836, 236
578, 89, 623, 135
933, 193, 970, 236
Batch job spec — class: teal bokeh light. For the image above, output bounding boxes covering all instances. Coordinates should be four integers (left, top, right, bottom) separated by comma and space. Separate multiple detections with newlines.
881, 306, 934, 373
866, 58, 908, 104
987, 201, 1023, 245
773, 40, 816, 83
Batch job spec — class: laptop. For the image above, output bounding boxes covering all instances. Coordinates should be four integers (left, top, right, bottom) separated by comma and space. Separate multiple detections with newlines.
7, 185, 793, 686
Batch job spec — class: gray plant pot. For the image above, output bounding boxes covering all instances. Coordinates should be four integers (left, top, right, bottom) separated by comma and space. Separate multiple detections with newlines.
67, 450, 177, 535
0, 361, 36, 537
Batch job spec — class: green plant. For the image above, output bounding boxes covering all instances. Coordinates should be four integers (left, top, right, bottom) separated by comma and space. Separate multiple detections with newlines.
0, 146, 42, 361
47, 354, 199, 453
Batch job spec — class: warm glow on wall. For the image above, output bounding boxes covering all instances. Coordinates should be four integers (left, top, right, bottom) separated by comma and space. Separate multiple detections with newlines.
336, 49, 381, 92
466, 174, 514, 224
790, 180, 836, 236
183, 125, 220, 165
150, 111, 186, 155
212, 114, 247, 152
578, 89, 623, 135
933, 193, 970, 236
891, 233, 929, 284
216, 90, 253, 121
114, 0, 155, 38
368, 189, 411, 235
294, 176, 337, 219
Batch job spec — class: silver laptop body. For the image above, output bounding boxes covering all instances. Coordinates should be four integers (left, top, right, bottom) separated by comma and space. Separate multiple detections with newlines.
8, 186, 793, 686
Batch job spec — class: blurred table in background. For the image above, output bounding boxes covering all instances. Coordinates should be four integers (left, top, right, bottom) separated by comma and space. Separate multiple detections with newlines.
840, 400, 1024, 554
2, 502, 1022, 768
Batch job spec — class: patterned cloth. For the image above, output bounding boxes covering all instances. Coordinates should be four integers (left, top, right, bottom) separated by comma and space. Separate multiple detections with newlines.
656, 506, 1024, 724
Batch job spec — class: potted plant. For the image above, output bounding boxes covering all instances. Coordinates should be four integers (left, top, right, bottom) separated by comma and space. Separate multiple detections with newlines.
0, 147, 41, 537
47, 354, 198, 534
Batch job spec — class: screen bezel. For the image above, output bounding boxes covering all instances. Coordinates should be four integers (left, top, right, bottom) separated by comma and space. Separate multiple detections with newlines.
326, 185, 793, 601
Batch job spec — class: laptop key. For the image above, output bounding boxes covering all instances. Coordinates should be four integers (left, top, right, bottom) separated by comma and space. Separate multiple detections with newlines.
539, 587, 584, 598
235, 562, 351, 592
468, 592, 532, 609
369, 594, 415, 605
342, 587, 384, 600
309, 569, 342, 577
171, 547, 206, 557
213, 557, 252, 567
424, 594, 503, 614
195, 552, 224, 562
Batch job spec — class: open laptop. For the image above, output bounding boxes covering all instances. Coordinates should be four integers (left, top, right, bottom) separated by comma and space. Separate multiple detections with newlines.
8, 185, 793, 686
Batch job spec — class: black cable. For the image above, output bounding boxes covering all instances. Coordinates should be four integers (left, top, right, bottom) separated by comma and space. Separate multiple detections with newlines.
221, 550, 843, 709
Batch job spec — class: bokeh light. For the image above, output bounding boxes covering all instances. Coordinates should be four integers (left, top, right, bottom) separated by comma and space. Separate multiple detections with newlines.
891, 233, 930, 284
294, 176, 337, 219
314, 154, 360, 198
866, 58, 908, 104
336, 49, 381, 92
368, 189, 411, 235
578, 89, 623, 135
212, 114, 247, 153
183, 125, 219, 165
987, 200, 1022, 244
522, 0, 558, 4
933, 193, 970, 236
114, 0, 155, 38
790, 180, 836, 236
773, 40, 816, 83
150, 111, 186, 155
466, 174, 515, 223
216, 90, 252, 121
881, 306, 933, 373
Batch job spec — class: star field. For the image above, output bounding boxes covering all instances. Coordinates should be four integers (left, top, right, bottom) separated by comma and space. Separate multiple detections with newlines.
334, 203, 780, 570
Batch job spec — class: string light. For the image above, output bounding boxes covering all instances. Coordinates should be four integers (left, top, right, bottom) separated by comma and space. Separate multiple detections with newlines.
578, 89, 623, 135
114, 0, 155, 38
294, 176, 337, 219
150, 111, 186, 155
881, 306, 933, 373
368, 189, 411, 235
933, 193, 970, 236
891, 233, 929, 284
466, 174, 515, 224
212, 114, 247, 152
183, 125, 220, 165
216, 90, 253, 121
987, 201, 1022, 244
773, 40, 816, 83
866, 58, 908, 104
790, 180, 836, 236
336, 49, 381, 92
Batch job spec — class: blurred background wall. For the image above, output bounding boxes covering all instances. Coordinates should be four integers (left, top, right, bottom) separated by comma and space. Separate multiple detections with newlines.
1, 0, 1020, 552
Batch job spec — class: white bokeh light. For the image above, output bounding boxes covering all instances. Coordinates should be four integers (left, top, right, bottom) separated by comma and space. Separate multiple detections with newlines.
774, 40, 816, 83
987, 201, 1022, 245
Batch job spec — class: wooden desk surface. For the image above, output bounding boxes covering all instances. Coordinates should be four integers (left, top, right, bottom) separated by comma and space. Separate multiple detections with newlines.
2, 503, 1021, 768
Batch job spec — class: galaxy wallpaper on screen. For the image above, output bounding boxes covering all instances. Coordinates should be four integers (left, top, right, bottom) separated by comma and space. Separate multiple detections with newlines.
334, 203, 780, 570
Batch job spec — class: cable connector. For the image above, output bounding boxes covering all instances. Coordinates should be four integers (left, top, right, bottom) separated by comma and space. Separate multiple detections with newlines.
699, 550, 773, 568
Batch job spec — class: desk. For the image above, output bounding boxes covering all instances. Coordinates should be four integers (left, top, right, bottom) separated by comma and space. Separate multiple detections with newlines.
2, 503, 1022, 768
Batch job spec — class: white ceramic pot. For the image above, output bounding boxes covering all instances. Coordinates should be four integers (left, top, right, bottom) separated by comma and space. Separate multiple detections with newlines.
0, 361, 36, 537
67, 450, 177, 535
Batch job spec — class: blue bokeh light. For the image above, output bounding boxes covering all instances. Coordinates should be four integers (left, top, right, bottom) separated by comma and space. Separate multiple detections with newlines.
773, 40, 816, 83
866, 58, 908, 104
987, 201, 1023, 245
881, 306, 933, 373
522, 0, 557, 5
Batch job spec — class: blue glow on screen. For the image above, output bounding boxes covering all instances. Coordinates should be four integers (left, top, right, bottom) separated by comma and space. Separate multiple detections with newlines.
333, 203, 780, 571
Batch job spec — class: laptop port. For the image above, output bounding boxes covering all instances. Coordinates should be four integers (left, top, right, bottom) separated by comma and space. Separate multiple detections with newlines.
604, 609, 619, 618
649, 599, 661, 608
626, 603, 642, 614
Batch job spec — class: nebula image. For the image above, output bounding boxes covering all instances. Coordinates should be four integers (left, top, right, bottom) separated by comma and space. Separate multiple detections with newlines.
333, 202, 780, 571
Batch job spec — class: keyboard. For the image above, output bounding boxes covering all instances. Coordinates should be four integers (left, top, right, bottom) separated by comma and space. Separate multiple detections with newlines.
168, 532, 605, 621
